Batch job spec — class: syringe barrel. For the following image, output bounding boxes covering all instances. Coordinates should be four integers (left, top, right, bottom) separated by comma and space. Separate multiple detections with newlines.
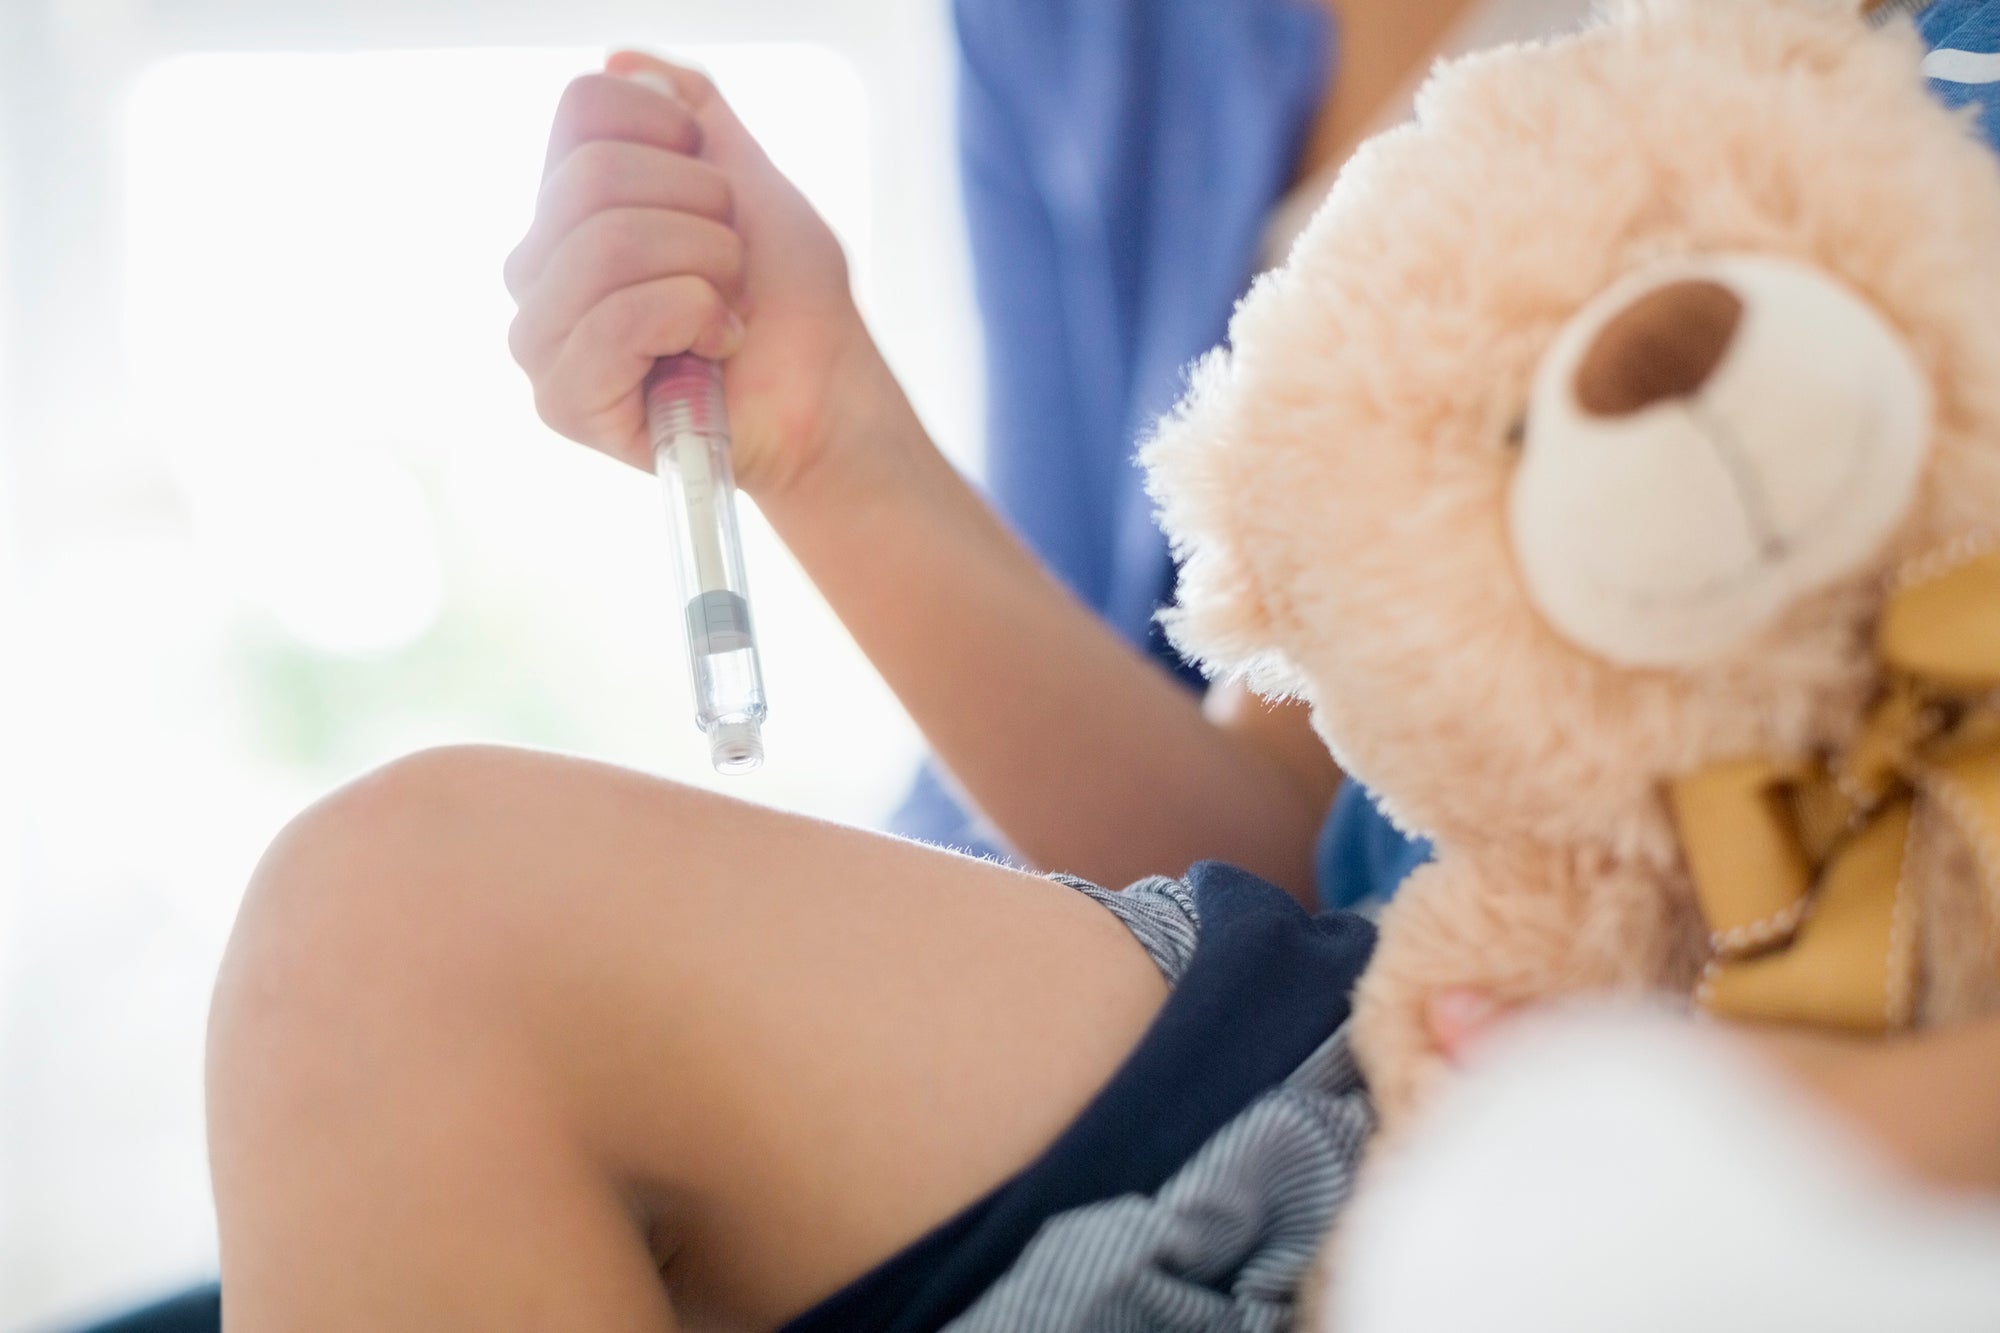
645, 355, 767, 773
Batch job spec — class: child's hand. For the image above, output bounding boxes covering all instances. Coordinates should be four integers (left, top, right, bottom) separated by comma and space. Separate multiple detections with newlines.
505, 51, 882, 497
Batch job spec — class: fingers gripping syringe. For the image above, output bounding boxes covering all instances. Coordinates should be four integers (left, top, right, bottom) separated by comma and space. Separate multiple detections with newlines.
645, 355, 767, 773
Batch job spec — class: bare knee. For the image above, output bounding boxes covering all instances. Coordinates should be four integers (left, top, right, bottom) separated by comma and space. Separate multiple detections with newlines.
217, 745, 513, 984
207, 747, 558, 1141
206, 745, 717, 1140
203, 747, 695, 1326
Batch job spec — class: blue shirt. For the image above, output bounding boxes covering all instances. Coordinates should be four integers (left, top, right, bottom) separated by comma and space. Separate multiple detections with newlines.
1920, 0, 2000, 144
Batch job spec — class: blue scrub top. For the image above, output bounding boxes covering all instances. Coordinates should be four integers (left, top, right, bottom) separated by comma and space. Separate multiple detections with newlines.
887, 0, 1431, 907
1918, 0, 2000, 144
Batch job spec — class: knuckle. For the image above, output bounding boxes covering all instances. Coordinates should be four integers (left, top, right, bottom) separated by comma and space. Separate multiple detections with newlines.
592, 208, 653, 277
656, 98, 701, 152
702, 165, 736, 221
561, 218, 618, 295
502, 234, 545, 301
506, 309, 544, 371
532, 375, 578, 437
501, 245, 526, 299
551, 73, 599, 135
594, 286, 650, 353
716, 226, 746, 278
565, 138, 623, 205
705, 227, 747, 293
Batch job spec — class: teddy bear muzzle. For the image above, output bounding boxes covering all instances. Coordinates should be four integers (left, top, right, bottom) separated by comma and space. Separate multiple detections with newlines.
1509, 253, 1934, 669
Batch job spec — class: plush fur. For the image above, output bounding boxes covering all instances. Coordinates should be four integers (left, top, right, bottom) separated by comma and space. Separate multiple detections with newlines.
1144, 0, 2000, 1145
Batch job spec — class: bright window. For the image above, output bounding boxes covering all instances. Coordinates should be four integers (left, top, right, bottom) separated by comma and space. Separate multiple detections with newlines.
120, 45, 910, 806
5, 39, 958, 1322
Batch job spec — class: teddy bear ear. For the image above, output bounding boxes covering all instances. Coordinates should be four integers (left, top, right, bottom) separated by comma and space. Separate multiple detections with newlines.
1143, 349, 1307, 697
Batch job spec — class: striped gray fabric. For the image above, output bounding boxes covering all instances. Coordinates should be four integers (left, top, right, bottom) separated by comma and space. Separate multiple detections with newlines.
1060, 874, 1204, 981
943, 877, 1375, 1333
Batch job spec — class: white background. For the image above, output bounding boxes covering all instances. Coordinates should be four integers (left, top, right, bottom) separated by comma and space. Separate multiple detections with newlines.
0, 1, 982, 1325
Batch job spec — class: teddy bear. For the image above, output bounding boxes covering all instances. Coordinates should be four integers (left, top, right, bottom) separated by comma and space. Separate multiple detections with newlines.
1143, 0, 2000, 1146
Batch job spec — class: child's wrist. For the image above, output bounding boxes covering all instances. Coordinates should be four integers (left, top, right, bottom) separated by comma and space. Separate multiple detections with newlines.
761, 333, 935, 528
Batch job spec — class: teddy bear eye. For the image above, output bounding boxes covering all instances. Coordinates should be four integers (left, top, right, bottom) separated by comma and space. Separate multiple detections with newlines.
1504, 413, 1529, 448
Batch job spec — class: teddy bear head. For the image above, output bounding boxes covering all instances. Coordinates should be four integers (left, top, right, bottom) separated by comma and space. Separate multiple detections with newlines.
1146, 0, 2000, 868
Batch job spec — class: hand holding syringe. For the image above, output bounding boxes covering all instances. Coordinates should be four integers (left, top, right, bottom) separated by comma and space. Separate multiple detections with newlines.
507, 50, 833, 772
646, 354, 767, 772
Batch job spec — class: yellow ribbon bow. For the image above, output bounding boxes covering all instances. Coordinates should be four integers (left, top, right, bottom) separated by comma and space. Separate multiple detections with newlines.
1668, 546, 2000, 1034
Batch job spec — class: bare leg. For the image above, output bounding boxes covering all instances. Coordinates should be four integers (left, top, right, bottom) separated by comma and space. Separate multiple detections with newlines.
206, 745, 1168, 1332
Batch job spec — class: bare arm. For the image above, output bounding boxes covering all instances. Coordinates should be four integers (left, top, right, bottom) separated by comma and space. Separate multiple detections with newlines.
507, 56, 1338, 901
1753, 1014, 2000, 1195
761, 353, 1337, 899
1433, 995, 2000, 1195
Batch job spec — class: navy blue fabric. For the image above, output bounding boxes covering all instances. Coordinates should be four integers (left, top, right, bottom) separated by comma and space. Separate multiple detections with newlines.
777, 863, 1377, 1333
1919, 0, 2000, 146
57, 1287, 220, 1333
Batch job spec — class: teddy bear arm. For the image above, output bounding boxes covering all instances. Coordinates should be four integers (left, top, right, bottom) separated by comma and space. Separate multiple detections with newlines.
1350, 849, 1702, 1131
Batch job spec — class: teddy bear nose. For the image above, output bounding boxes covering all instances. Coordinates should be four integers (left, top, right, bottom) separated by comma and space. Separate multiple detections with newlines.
1573, 279, 1744, 417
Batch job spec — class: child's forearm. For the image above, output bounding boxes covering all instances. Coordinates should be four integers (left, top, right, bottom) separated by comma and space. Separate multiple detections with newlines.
1754, 1013, 2000, 1195
757, 357, 1330, 899
506, 63, 1332, 894
1858, 1015, 2000, 1193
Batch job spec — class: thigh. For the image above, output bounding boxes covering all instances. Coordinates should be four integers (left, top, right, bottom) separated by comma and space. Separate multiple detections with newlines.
270, 745, 1170, 1329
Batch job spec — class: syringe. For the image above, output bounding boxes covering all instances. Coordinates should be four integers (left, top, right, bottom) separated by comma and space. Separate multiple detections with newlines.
645, 354, 767, 773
